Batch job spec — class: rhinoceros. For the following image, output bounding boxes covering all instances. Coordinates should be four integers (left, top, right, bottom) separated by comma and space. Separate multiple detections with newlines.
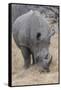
12, 10, 55, 72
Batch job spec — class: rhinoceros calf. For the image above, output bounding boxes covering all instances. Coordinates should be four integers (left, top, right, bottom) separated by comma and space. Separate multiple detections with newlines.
12, 10, 55, 72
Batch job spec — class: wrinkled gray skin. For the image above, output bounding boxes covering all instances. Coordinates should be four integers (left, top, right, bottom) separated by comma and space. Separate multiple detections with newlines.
13, 10, 55, 72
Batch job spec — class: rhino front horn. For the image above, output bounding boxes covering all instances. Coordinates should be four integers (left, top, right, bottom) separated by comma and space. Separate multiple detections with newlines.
49, 29, 55, 38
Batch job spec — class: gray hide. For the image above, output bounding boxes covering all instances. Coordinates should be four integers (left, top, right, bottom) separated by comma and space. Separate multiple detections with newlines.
13, 10, 55, 72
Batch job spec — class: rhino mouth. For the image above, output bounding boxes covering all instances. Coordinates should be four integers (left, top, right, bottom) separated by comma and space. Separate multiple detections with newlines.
36, 54, 52, 72
42, 55, 52, 71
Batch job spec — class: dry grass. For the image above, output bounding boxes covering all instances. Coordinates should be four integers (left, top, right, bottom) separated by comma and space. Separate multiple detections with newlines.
12, 32, 59, 86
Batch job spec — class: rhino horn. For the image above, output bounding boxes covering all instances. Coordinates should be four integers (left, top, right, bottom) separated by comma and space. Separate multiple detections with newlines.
48, 29, 55, 38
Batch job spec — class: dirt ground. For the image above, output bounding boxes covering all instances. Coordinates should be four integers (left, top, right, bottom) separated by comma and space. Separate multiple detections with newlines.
12, 28, 59, 86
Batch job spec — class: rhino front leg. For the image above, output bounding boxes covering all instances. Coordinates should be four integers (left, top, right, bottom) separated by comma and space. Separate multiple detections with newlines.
32, 54, 35, 64
21, 47, 31, 69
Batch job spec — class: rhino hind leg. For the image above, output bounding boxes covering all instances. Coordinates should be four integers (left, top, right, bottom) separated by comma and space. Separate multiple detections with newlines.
21, 47, 31, 69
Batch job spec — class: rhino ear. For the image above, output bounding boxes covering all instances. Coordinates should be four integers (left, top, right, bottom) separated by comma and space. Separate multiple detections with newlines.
36, 32, 41, 40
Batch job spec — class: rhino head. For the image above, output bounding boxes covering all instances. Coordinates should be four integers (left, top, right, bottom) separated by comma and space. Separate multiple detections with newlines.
34, 29, 55, 72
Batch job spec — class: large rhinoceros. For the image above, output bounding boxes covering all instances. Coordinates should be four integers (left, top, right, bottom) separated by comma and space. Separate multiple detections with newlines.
12, 10, 55, 72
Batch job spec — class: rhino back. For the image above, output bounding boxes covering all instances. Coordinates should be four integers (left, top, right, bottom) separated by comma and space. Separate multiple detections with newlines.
12, 10, 33, 48
12, 10, 49, 49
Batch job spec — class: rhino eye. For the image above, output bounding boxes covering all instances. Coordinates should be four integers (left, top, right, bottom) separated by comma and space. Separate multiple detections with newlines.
37, 32, 41, 40
45, 54, 48, 59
